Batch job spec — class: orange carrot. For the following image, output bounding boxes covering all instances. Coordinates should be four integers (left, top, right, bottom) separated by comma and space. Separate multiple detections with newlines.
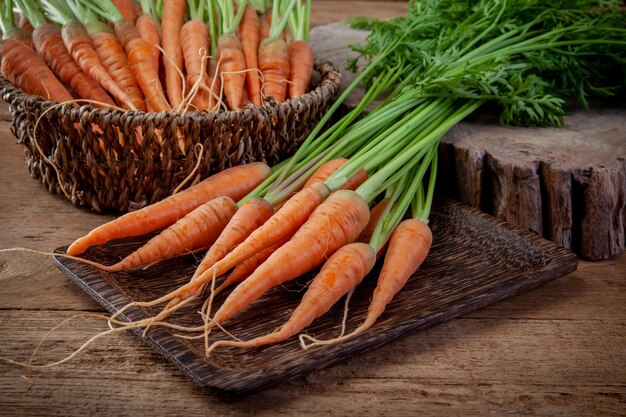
164, 197, 275, 307
91, 29, 146, 111
67, 162, 271, 255
358, 198, 389, 244
259, 12, 270, 39
287, 40, 314, 99
161, 0, 186, 109
258, 37, 289, 103
191, 197, 274, 281
213, 237, 288, 296
355, 219, 432, 332
114, 19, 170, 112
217, 33, 246, 110
166, 182, 331, 305
203, 189, 370, 330
207, 241, 376, 352
0, 36, 73, 102
180, 19, 211, 110
238, 5, 261, 105
135, 13, 161, 79
31, 23, 116, 106
303, 158, 368, 191
61, 21, 137, 109
104, 196, 238, 272
112, 0, 137, 24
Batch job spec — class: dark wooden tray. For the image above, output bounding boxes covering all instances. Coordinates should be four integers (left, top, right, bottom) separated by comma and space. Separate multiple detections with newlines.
53, 199, 578, 393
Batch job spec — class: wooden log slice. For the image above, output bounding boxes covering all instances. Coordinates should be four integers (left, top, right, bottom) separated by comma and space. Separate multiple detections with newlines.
311, 23, 626, 260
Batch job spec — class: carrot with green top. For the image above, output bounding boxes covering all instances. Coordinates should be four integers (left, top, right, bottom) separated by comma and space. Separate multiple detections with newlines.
287, 0, 313, 98
180, 0, 212, 110
237, 3, 261, 105
86, 0, 170, 112
135, 0, 161, 77
16, 0, 116, 106
66, 0, 146, 111
161, 0, 186, 108
0, 2, 72, 102
41, 0, 138, 109
214, 0, 248, 110
258, 0, 297, 103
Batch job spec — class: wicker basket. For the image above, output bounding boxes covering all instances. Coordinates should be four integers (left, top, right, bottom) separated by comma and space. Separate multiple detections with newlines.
0, 60, 341, 213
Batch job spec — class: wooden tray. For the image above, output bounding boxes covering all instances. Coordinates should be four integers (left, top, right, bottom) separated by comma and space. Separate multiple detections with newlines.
53, 199, 578, 393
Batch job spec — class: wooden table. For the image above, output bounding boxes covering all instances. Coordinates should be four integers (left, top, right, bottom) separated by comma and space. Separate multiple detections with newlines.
1, 3, 625, 416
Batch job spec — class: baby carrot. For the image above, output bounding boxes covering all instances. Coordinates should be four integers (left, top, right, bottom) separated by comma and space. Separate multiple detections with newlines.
161, 0, 186, 108
207, 242, 376, 352
202, 189, 370, 330
237, 5, 261, 105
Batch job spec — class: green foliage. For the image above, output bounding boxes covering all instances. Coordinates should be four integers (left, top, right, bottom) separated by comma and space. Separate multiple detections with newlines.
349, 0, 626, 126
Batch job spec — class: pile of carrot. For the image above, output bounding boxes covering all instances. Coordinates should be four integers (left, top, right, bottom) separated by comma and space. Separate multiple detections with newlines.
0, 0, 316, 112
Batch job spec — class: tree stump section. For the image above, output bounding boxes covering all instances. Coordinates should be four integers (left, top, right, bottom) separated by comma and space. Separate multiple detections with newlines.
311, 23, 626, 260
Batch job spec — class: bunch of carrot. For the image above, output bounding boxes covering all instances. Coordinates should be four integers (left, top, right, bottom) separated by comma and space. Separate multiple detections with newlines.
0, 0, 316, 112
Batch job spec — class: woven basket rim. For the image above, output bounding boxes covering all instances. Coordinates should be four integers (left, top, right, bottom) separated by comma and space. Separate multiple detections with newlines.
0, 58, 341, 123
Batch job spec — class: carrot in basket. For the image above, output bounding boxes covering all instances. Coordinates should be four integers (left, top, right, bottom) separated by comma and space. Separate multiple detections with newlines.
103, 196, 238, 272
135, 0, 161, 76
161, 0, 186, 109
237, 4, 261, 105
40, 0, 138, 110
0, 5, 72, 102
303, 158, 368, 191
287, 0, 313, 98
217, 33, 246, 110
67, 162, 271, 256
16, 0, 116, 106
180, 1, 212, 110
65, 0, 146, 110
207, 241, 376, 353
257, 0, 296, 103
200, 189, 370, 332
112, 0, 137, 24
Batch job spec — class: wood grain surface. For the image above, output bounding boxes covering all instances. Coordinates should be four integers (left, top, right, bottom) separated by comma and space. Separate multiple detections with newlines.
1, 2, 625, 416
52, 199, 577, 393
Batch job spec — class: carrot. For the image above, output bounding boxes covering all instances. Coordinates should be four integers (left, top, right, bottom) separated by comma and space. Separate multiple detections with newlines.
135, 13, 161, 79
217, 33, 246, 110
17, 13, 33, 32
259, 12, 270, 39
258, 37, 289, 103
357, 198, 389, 245
180, 17, 211, 110
90, 30, 146, 111
207, 242, 376, 352
164, 197, 275, 308
165, 182, 329, 308
287, 40, 313, 98
351, 219, 432, 335
202, 189, 370, 330
112, 0, 137, 24
103, 196, 238, 272
191, 197, 274, 280
32, 25, 115, 106
16, 0, 118, 107
213, 237, 288, 296
0, 36, 73, 102
303, 158, 368, 191
59, 21, 137, 110
161, 0, 186, 109
238, 5, 261, 105
67, 162, 271, 255
114, 19, 170, 112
